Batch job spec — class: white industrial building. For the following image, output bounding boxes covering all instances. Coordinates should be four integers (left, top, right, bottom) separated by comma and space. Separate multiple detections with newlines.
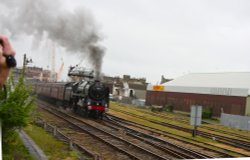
146, 72, 250, 116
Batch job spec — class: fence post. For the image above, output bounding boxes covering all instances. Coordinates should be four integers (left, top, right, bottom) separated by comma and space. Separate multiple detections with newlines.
0, 120, 2, 160
69, 140, 73, 150
94, 155, 99, 160
53, 126, 57, 136
43, 122, 47, 130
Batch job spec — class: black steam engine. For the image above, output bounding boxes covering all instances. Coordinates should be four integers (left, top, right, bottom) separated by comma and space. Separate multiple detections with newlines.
67, 66, 109, 118
34, 66, 109, 118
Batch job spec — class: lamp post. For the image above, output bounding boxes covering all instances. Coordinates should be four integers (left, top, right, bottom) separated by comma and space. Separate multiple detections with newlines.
22, 53, 33, 74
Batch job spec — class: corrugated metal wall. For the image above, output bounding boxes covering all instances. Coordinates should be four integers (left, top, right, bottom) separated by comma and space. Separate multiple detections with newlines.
146, 91, 246, 117
220, 113, 250, 131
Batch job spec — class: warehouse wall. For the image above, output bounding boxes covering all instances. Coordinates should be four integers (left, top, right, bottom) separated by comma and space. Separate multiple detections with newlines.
146, 91, 246, 117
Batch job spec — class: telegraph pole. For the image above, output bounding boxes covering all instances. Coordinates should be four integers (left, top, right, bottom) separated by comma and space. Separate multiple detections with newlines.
22, 53, 27, 74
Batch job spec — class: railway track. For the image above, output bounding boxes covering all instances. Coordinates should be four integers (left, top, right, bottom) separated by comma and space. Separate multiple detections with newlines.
37, 100, 229, 159
133, 108, 250, 141
102, 115, 217, 159
105, 113, 237, 158
110, 108, 250, 151
37, 102, 181, 160
36, 99, 249, 158
154, 120, 250, 151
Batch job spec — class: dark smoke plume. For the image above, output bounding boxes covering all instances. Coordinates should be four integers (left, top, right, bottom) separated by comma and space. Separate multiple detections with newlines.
0, 0, 105, 79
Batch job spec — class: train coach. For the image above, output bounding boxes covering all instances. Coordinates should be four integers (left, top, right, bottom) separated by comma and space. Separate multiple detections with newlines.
34, 82, 68, 102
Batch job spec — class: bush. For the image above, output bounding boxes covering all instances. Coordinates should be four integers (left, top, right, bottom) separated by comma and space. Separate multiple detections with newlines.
163, 104, 174, 112
2, 130, 34, 160
0, 69, 35, 157
202, 107, 213, 119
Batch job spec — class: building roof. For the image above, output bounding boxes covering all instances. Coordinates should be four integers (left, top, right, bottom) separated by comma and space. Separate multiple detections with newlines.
147, 72, 250, 97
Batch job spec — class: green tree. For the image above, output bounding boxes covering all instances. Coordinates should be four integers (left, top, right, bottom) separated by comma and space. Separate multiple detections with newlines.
0, 69, 35, 158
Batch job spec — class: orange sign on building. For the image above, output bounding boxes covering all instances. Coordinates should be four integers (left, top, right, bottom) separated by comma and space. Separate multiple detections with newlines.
153, 85, 164, 91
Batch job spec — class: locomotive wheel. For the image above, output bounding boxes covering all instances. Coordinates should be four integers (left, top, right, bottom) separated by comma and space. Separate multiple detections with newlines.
99, 112, 103, 120
84, 108, 90, 117
73, 105, 78, 112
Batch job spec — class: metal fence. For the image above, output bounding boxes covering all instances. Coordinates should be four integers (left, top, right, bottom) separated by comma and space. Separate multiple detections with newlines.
220, 113, 250, 131
0, 120, 2, 160
34, 117, 100, 160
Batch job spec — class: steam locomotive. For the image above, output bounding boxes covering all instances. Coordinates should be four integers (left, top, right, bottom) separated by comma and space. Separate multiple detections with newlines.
34, 66, 109, 118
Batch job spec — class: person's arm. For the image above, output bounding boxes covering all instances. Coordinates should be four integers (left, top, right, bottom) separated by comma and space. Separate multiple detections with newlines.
0, 34, 16, 87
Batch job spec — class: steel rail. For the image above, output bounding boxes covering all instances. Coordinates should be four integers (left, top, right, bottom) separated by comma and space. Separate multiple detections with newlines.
111, 108, 250, 151
38, 103, 170, 160
105, 115, 214, 159
106, 113, 238, 158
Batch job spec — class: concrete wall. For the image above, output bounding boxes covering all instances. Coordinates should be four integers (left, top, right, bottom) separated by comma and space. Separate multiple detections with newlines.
220, 113, 250, 131
134, 89, 146, 99
132, 99, 145, 107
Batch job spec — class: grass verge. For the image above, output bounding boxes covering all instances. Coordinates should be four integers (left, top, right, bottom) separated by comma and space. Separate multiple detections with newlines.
24, 124, 78, 160
2, 131, 34, 160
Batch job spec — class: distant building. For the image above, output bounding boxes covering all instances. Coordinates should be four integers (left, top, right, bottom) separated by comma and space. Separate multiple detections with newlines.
128, 82, 147, 99
12, 66, 53, 82
103, 75, 148, 101
146, 72, 250, 117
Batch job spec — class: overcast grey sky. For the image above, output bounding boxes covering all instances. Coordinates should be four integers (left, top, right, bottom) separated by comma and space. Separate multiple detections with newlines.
1, 0, 250, 83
